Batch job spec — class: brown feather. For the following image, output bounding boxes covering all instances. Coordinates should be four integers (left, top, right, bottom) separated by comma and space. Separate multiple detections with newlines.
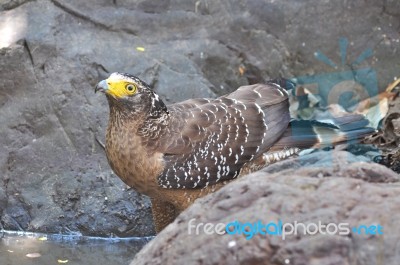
157, 83, 290, 189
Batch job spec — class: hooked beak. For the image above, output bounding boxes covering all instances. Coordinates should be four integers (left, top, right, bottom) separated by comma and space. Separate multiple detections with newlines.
95, 80, 108, 93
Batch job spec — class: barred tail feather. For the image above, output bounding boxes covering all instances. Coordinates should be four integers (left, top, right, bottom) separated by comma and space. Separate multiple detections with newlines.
269, 114, 376, 151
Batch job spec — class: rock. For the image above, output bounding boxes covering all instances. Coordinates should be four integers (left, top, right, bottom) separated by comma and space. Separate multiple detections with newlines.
0, 41, 154, 236
131, 151, 399, 265
0, 0, 399, 237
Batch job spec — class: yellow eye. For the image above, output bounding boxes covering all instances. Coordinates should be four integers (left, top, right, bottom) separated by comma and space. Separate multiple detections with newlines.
125, 84, 137, 94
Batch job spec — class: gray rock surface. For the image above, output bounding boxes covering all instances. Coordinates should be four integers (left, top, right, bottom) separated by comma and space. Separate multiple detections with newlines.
0, 0, 399, 236
131, 151, 400, 265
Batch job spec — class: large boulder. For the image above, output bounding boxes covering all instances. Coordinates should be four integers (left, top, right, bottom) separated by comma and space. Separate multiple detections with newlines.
131, 150, 399, 265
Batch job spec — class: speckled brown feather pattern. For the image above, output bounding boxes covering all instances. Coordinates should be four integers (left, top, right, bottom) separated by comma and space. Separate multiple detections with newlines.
105, 81, 290, 192
106, 109, 163, 193
158, 83, 290, 189
96, 72, 375, 232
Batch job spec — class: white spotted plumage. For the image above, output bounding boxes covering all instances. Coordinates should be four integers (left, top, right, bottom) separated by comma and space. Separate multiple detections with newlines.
157, 82, 290, 189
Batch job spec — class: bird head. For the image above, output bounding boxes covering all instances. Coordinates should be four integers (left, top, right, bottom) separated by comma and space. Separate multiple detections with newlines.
95, 72, 168, 116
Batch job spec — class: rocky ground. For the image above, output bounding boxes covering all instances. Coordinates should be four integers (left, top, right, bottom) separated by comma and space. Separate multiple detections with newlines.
131, 150, 400, 265
0, 0, 399, 255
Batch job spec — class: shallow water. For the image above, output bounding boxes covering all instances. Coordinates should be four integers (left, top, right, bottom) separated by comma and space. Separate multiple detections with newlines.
0, 230, 152, 265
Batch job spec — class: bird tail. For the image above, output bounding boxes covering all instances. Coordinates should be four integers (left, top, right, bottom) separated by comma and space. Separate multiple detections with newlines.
268, 114, 376, 152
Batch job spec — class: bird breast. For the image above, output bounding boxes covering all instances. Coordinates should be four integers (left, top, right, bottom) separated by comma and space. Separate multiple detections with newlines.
105, 119, 164, 195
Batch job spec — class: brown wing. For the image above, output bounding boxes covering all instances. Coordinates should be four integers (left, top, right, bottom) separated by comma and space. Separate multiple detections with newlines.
158, 83, 290, 189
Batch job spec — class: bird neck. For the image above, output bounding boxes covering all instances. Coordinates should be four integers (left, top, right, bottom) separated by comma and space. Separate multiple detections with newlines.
107, 102, 171, 153
106, 108, 165, 194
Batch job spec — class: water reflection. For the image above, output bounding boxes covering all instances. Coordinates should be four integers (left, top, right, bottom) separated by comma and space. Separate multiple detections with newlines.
0, 230, 153, 265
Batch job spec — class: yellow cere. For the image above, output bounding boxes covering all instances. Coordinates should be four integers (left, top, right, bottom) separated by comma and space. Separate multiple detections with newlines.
136, 46, 145, 52
105, 77, 137, 99
57, 259, 69, 263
